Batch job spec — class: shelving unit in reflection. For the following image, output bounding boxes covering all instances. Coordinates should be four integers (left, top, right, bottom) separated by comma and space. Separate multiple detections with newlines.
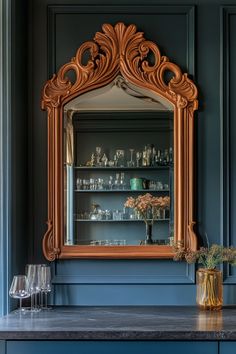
64, 111, 174, 247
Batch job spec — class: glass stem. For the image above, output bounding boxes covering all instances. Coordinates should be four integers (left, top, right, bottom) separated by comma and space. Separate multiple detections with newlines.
19, 298, 22, 311
40, 291, 43, 307
31, 294, 33, 310
45, 293, 47, 309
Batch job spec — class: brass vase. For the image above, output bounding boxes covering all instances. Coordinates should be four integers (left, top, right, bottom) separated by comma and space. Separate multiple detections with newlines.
196, 268, 223, 310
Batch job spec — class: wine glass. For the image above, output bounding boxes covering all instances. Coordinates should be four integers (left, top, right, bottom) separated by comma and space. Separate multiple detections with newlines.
95, 146, 102, 166
127, 149, 135, 167
9, 275, 30, 312
136, 151, 142, 167
26, 264, 42, 312
40, 265, 52, 310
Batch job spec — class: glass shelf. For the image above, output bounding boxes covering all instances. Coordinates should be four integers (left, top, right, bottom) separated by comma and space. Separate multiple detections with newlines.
74, 189, 170, 193
73, 166, 171, 171
74, 218, 170, 222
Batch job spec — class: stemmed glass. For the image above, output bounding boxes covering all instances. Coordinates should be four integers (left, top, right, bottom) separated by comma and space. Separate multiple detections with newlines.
26, 264, 42, 312
136, 151, 142, 167
95, 146, 102, 166
9, 275, 30, 312
127, 149, 135, 167
40, 265, 52, 310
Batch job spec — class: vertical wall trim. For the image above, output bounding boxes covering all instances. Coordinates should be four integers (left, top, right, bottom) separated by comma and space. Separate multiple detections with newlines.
0, 0, 11, 314
186, 5, 195, 78
220, 6, 236, 284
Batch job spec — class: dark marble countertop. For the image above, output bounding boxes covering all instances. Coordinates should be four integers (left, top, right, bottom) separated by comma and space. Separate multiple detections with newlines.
0, 306, 236, 340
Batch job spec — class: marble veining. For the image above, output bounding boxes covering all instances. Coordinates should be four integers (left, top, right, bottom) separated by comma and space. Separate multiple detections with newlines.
0, 306, 235, 340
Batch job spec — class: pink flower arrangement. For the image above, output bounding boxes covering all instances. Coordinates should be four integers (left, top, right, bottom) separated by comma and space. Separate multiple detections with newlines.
124, 193, 170, 224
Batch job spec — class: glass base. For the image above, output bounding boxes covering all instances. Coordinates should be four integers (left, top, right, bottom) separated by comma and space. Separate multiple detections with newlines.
41, 306, 52, 310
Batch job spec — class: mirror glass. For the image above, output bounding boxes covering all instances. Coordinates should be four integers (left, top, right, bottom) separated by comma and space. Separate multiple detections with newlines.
63, 76, 174, 247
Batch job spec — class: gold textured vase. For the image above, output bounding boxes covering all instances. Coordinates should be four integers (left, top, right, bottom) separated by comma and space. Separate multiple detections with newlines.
196, 268, 223, 311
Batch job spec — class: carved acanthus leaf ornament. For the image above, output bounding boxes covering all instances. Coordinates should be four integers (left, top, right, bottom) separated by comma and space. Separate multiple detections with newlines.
42, 23, 197, 110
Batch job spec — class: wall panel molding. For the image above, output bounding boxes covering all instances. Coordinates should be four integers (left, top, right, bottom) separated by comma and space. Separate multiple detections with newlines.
0, 0, 11, 316
47, 4, 196, 76
52, 261, 195, 285
220, 6, 236, 284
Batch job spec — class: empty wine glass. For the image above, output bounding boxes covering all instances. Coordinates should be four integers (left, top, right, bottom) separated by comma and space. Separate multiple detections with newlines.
127, 149, 135, 167
120, 172, 126, 190
26, 264, 42, 312
114, 173, 120, 190
40, 265, 52, 310
9, 275, 30, 312
108, 176, 113, 190
95, 146, 102, 166
136, 151, 142, 167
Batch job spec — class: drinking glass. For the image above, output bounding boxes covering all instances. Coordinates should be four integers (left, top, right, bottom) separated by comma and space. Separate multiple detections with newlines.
127, 149, 135, 167
136, 151, 142, 167
116, 149, 125, 167
95, 146, 102, 166
40, 265, 52, 310
26, 264, 42, 312
120, 172, 126, 190
9, 275, 30, 312
108, 176, 113, 190
114, 173, 120, 189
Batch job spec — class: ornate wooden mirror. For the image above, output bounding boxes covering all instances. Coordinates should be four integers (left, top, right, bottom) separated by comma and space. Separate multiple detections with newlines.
41, 23, 198, 260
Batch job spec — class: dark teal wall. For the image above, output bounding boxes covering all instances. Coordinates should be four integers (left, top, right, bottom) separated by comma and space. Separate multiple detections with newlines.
22, 0, 236, 305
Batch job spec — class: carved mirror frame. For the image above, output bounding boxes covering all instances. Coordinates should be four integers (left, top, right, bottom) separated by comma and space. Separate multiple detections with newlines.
41, 23, 198, 261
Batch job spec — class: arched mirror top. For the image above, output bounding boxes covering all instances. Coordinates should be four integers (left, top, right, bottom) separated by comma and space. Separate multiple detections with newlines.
41, 22, 198, 261
42, 22, 197, 111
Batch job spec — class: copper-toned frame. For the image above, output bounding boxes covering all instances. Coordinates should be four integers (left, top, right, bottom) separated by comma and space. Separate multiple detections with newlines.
41, 23, 198, 261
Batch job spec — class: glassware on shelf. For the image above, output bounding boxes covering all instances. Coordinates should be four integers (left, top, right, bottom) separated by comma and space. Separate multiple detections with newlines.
146, 144, 152, 166
95, 146, 102, 166
108, 160, 115, 167
120, 172, 126, 190
169, 147, 173, 164
142, 146, 148, 166
136, 151, 142, 167
9, 275, 30, 312
116, 149, 125, 167
151, 146, 156, 166
105, 209, 112, 220
89, 178, 95, 190
163, 149, 169, 165
122, 206, 129, 220
101, 153, 108, 167
114, 173, 120, 189
112, 210, 123, 220
90, 203, 100, 220
76, 178, 83, 190
97, 178, 104, 190
108, 176, 114, 190
127, 149, 135, 167
90, 239, 127, 246
82, 144, 173, 168
156, 181, 163, 190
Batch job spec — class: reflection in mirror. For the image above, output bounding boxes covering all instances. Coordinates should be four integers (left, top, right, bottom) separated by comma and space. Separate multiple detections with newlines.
64, 76, 174, 247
